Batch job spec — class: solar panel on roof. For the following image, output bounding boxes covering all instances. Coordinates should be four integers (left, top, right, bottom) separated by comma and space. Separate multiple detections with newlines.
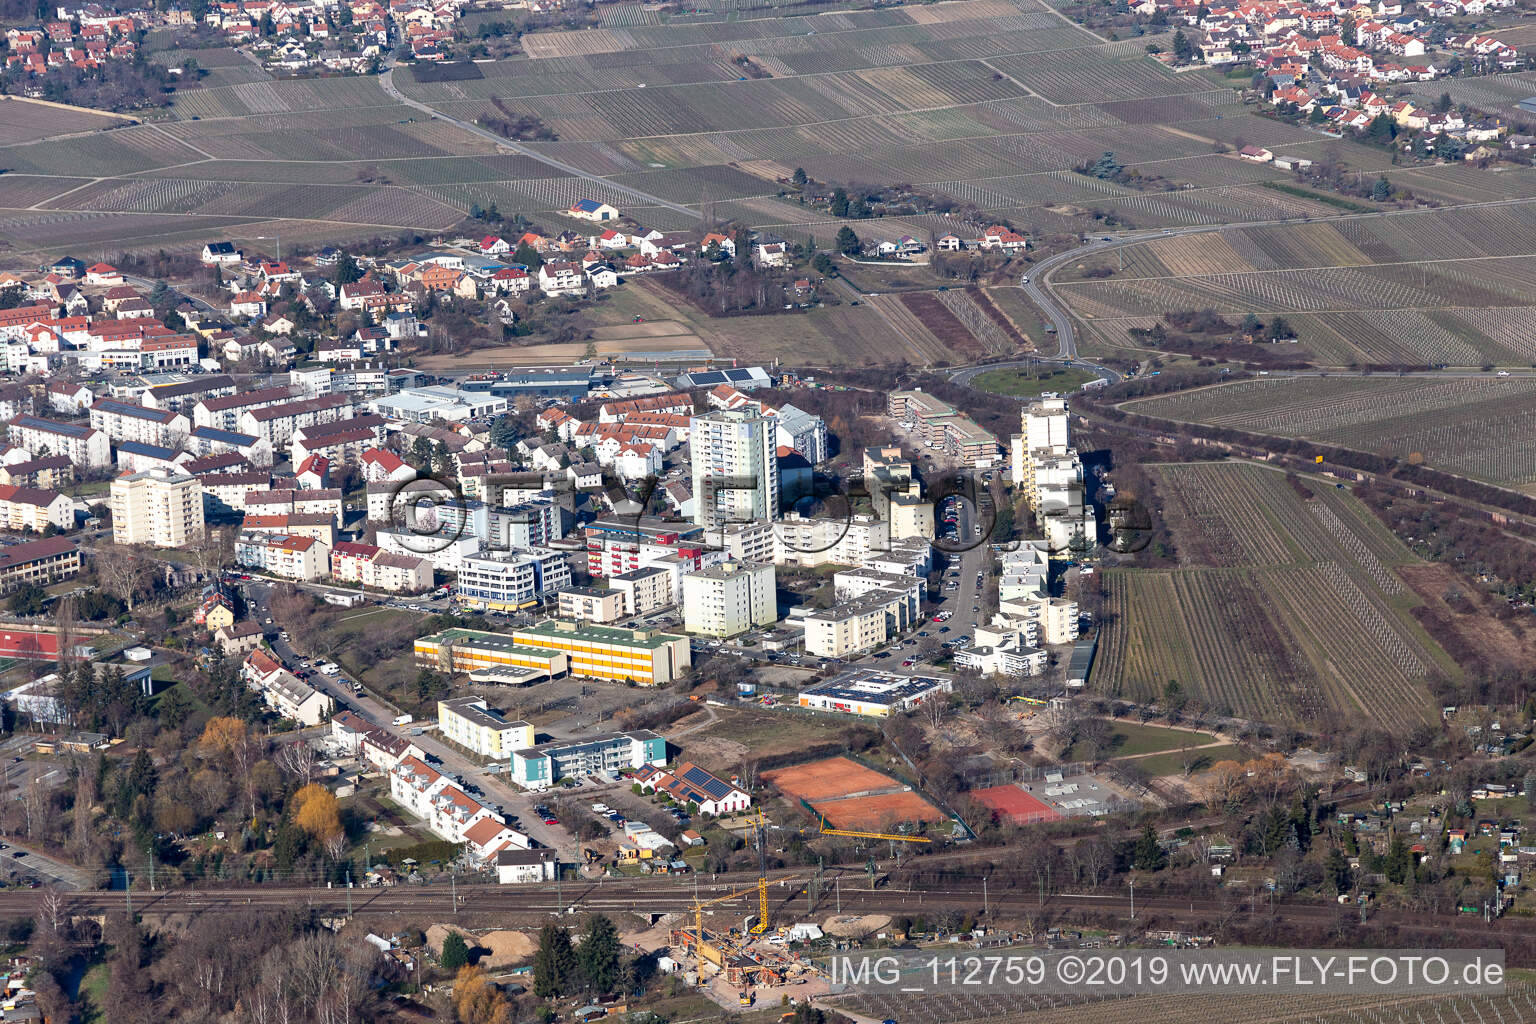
681, 765, 731, 799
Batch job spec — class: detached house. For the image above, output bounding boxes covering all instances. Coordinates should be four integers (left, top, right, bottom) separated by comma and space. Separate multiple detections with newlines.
539, 262, 586, 296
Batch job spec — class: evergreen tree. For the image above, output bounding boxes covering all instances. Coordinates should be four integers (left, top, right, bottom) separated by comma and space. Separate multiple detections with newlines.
1132, 825, 1166, 871
1324, 846, 1352, 893
333, 251, 362, 286
1172, 29, 1193, 62
1382, 834, 1411, 884
829, 188, 850, 217
532, 924, 575, 998
834, 226, 861, 255
1371, 175, 1393, 202
441, 931, 470, 971
513, 242, 544, 271
577, 914, 621, 995
791, 167, 808, 186
1086, 152, 1123, 180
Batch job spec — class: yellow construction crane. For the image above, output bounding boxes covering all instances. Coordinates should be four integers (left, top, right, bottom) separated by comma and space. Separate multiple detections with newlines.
691, 881, 764, 959
749, 810, 770, 934
818, 816, 932, 843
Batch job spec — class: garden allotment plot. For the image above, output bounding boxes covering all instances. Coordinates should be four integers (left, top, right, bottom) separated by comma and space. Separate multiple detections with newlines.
1095, 461, 1447, 732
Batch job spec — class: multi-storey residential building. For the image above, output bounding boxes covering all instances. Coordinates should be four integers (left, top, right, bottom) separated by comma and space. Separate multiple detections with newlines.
193, 385, 296, 432
290, 414, 386, 466
583, 515, 708, 579
328, 540, 432, 593
234, 531, 329, 581
609, 565, 676, 615
239, 393, 352, 446
556, 586, 626, 624
691, 407, 779, 535
802, 588, 912, 658
243, 649, 332, 726
6, 415, 110, 468
681, 560, 776, 638
0, 485, 72, 533
888, 390, 1000, 469
0, 537, 79, 593
437, 696, 534, 759
954, 625, 1048, 677
774, 403, 828, 464
455, 548, 573, 613
773, 513, 890, 568
109, 468, 204, 547
511, 730, 666, 790
88, 399, 190, 449
195, 470, 270, 517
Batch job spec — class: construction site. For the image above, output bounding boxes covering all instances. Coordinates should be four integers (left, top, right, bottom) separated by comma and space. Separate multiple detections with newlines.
655, 812, 927, 1010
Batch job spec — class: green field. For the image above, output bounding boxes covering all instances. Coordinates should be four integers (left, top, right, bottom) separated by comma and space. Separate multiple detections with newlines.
970, 365, 1098, 398
1066, 720, 1218, 761
1131, 744, 1246, 777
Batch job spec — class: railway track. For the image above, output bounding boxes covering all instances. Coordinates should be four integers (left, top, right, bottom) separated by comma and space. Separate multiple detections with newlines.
23, 876, 1536, 952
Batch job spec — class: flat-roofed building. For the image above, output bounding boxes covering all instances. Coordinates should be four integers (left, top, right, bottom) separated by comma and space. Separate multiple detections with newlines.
110, 467, 203, 547
511, 729, 666, 790
456, 548, 572, 613
798, 668, 951, 718
682, 560, 775, 638
609, 565, 675, 615
506, 620, 691, 685
438, 696, 534, 759
414, 628, 569, 679
556, 586, 625, 624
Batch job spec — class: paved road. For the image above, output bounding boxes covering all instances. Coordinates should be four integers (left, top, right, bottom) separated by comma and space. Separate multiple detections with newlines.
244, 583, 578, 855
378, 57, 699, 221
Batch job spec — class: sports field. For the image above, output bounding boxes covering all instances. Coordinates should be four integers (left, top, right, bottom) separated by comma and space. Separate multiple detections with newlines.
764, 755, 946, 830
763, 756, 894, 803
970, 784, 1062, 824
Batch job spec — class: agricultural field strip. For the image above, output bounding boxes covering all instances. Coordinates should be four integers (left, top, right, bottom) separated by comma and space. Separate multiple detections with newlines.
1123, 378, 1536, 485
1117, 462, 1440, 728
1057, 244, 1536, 289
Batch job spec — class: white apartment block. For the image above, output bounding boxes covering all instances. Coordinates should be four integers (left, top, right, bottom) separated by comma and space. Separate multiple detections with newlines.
438, 696, 534, 759
609, 565, 675, 615
682, 560, 776, 638
110, 467, 205, 548
0, 486, 72, 533
718, 521, 775, 563
239, 394, 352, 447
773, 513, 890, 568
7, 415, 110, 468
557, 586, 626, 624
954, 625, 1047, 677
89, 399, 190, 449
691, 407, 779, 534
375, 529, 482, 575
194, 386, 297, 432
235, 531, 329, 581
